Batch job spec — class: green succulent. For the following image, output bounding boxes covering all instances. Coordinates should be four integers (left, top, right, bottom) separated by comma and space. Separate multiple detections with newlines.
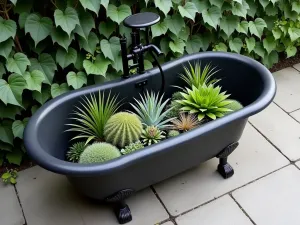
177, 84, 233, 121
79, 142, 121, 164
166, 92, 184, 119
224, 99, 244, 115
168, 130, 180, 138
141, 126, 165, 146
130, 91, 174, 129
66, 91, 121, 145
66, 142, 86, 162
121, 141, 145, 155
179, 61, 220, 89
104, 112, 143, 148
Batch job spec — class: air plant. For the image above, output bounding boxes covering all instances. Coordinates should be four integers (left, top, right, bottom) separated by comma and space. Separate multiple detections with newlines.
130, 91, 174, 129
66, 91, 121, 145
171, 113, 200, 132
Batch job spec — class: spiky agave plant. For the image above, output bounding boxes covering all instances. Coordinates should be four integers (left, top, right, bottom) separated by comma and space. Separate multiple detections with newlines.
66, 91, 121, 145
179, 61, 220, 89
141, 126, 165, 146
177, 84, 233, 121
171, 113, 200, 132
130, 91, 174, 129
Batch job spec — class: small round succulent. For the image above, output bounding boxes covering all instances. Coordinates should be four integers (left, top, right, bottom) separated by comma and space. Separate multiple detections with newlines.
66, 142, 86, 162
141, 126, 165, 146
224, 100, 243, 115
79, 142, 121, 164
168, 130, 180, 138
104, 112, 143, 148
121, 141, 145, 155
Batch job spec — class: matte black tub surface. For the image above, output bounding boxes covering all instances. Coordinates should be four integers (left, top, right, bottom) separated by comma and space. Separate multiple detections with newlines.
24, 52, 275, 203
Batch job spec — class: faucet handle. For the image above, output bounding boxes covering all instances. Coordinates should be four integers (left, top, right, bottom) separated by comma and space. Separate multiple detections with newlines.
123, 12, 160, 29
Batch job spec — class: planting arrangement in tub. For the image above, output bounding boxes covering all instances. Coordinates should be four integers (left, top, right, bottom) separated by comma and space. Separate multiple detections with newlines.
24, 12, 276, 224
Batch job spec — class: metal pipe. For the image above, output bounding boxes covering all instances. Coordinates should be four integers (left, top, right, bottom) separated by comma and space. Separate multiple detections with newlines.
120, 37, 130, 78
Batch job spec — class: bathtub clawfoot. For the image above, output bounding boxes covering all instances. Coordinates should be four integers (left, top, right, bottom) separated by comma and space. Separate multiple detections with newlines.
105, 189, 134, 224
216, 142, 239, 179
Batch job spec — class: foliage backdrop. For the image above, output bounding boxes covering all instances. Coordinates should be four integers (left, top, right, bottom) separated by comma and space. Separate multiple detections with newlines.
0, 0, 300, 165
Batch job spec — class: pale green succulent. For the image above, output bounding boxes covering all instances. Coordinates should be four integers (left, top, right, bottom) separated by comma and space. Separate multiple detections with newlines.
121, 141, 145, 155
130, 91, 174, 129
179, 61, 220, 89
177, 84, 233, 121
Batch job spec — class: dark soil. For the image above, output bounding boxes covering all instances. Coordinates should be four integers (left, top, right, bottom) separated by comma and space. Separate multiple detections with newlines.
0, 159, 35, 176
270, 52, 300, 72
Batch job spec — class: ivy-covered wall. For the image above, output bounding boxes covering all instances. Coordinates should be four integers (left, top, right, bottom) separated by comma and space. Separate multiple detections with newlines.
0, 0, 299, 165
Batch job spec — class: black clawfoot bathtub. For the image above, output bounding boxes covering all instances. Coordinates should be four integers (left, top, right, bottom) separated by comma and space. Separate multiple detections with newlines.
24, 52, 276, 224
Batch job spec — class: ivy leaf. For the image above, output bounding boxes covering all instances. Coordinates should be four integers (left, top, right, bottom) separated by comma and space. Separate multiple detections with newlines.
165, 15, 185, 36
210, 0, 223, 8
51, 83, 69, 98
23, 70, 45, 92
0, 38, 14, 60
101, 0, 109, 10
220, 15, 239, 36
54, 7, 79, 36
107, 4, 131, 24
100, 36, 120, 61
160, 37, 170, 56
169, 38, 185, 54
236, 21, 248, 34
288, 27, 300, 42
0, 141, 13, 152
19, 12, 29, 29
33, 86, 51, 104
111, 55, 123, 72
177, 26, 190, 42
74, 53, 84, 71
78, 32, 99, 54
214, 42, 227, 52
247, 0, 258, 18
144, 60, 153, 70
25, 14, 53, 47
56, 47, 77, 69
67, 71, 87, 89
0, 18, 16, 43
6, 53, 30, 75
99, 21, 116, 39
6, 149, 23, 166
292, 2, 300, 13
186, 35, 202, 54
83, 54, 110, 76
29, 54, 57, 85
0, 102, 21, 120
262, 51, 278, 68
245, 37, 255, 53
0, 120, 13, 145
74, 10, 95, 41
253, 42, 265, 58
249, 18, 267, 39
263, 36, 276, 54
286, 45, 297, 58
51, 27, 75, 51
154, 0, 172, 16
12, 118, 28, 139
192, 0, 209, 12
232, 2, 247, 18
265, 4, 278, 16
178, 2, 198, 21
202, 6, 221, 29
10, 0, 17, 5
259, 0, 269, 9
79, 0, 101, 14
229, 38, 243, 53
272, 28, 282, 40
0, 74, 26, 107
151, 21, 168, 38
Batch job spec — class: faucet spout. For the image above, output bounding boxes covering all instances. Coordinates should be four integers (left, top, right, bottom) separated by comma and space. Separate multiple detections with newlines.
147, 44, 163, 56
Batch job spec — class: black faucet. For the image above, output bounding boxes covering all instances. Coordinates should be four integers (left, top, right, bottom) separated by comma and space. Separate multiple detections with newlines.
120, 12, 163, 78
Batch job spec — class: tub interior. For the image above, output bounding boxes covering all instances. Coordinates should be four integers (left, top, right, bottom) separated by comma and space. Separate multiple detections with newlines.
36, 54, 264, 161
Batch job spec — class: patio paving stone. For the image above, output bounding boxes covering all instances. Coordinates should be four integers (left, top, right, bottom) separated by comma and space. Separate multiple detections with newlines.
232, 166, 300, 225
153, 123, 288, 216
161, 222, 174, 225
175, 195, 253, 225
249, 103, 300, 161
16, 166, 168, 225
295, 161, 300, 169
272, 67, 300, 112
0, 183, 25, 225
290, 109, 300, 122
